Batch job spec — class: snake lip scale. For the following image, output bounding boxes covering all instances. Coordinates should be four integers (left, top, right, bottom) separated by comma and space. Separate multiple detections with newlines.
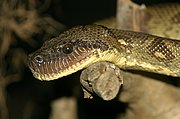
27, 24, 180, 80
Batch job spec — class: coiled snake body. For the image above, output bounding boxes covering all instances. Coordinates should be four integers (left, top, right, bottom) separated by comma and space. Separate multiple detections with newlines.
27, 4, 180, 80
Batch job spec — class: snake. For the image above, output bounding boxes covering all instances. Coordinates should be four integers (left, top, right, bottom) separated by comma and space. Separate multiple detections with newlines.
27, 3, 180, 81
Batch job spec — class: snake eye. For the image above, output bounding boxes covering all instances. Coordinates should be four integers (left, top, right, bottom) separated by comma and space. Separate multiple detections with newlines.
34, 55, 43, 63
62, 43, 73, 54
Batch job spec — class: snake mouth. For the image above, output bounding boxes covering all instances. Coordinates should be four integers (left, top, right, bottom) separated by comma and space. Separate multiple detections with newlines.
28, 50, 99, 81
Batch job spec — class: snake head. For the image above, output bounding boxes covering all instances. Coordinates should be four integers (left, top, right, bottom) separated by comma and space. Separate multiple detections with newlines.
27, 25, 113, 80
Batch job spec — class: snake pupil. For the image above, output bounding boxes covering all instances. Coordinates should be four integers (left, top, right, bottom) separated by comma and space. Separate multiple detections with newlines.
62, 43, 73, 54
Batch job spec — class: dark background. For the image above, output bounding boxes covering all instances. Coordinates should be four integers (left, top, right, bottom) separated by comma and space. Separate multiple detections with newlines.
3, 0, 179, 119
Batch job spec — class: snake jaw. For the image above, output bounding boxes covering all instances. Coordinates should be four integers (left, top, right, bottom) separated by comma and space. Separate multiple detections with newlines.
28, 49, 107, 80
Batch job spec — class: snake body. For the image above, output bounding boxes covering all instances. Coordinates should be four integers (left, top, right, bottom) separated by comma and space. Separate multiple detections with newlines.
147, 3, 180, 39
27, 24, 180, 80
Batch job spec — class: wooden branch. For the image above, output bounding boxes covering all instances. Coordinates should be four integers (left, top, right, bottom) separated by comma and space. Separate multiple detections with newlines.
117, 0, 147, 32
80, 62, 123, 101
80, 61, 180, 119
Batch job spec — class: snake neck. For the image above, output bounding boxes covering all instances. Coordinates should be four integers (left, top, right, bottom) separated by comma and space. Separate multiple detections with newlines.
105, 28, 180, 77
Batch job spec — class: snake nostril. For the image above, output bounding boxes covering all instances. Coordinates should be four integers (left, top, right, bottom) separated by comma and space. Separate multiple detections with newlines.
34, 55, 44, 64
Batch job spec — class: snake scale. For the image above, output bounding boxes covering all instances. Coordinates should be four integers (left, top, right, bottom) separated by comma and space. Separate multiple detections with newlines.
27, 3, 180, 81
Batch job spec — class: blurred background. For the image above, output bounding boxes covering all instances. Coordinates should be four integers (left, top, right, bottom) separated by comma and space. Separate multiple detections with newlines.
0, 0, 179, 119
